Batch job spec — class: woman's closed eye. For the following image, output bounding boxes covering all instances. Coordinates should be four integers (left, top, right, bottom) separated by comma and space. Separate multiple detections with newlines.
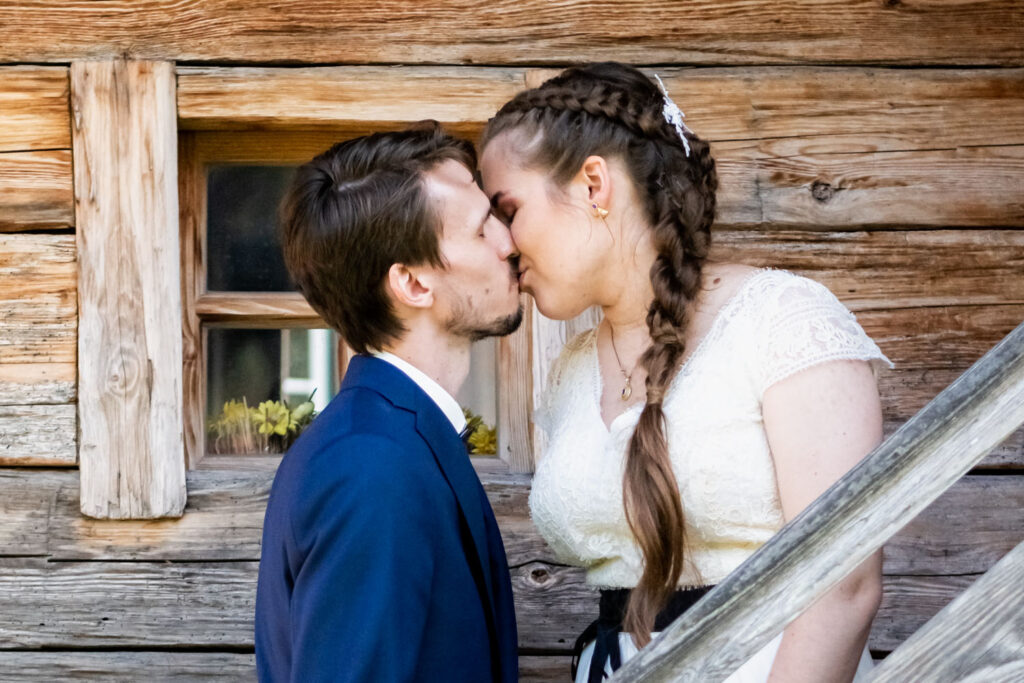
496, 206, 516, 226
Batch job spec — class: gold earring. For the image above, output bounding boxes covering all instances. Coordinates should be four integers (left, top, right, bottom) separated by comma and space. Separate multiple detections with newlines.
592, 203, 609, 219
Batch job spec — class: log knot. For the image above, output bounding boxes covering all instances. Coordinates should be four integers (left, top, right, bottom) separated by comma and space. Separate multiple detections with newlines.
811, 180, 837, 203
104, 346, 145, 397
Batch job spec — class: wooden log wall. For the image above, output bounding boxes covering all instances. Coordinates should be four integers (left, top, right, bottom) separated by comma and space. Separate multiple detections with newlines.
1, 459, 1022, 679
0, 67, 77, 467
0, 2, 1022, 680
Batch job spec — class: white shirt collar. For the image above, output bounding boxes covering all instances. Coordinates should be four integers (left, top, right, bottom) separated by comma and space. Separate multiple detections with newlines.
370, 351, 467, 433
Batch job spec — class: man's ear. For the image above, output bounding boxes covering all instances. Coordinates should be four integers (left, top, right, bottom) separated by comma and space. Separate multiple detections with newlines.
386, 263, 435, 310
578, 155, 612, 211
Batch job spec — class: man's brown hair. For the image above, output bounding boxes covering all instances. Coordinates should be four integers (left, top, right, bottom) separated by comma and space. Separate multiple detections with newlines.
280, 122, 476, 354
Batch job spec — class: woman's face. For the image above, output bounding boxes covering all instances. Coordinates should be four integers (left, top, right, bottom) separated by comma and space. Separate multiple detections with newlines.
479, 133, 612, 320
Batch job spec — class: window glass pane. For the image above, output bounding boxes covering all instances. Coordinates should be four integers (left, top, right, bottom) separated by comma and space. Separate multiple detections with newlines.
206, 165, 297, 292
206, 327, 338, 455
456, 338, 499, 456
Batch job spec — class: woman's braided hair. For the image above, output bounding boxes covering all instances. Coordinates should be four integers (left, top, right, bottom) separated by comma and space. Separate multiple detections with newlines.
482, 63, 717, 645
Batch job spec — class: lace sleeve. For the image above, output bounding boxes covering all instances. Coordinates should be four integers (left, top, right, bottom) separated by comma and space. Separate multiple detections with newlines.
755, 273, 893, 397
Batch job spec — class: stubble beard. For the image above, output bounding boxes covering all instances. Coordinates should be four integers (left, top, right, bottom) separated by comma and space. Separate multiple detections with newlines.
445, 299, 524, 342
443, 266, 525, 341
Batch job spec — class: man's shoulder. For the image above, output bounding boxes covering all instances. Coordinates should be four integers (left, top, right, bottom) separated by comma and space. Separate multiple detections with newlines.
274, 385, 445, 499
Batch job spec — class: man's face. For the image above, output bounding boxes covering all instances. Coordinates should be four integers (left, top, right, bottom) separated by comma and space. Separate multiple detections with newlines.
422, 159, 523, 341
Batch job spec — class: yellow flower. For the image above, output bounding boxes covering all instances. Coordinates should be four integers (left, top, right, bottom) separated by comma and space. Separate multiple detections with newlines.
252, 400, 297, 436
221, 400, 250, 425
468, 424, 497, 455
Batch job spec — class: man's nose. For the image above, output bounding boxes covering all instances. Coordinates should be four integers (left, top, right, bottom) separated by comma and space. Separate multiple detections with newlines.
488, 217, 518, 261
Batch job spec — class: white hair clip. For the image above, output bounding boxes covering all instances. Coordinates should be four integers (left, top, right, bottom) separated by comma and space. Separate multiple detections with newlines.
653, 74, 692, 157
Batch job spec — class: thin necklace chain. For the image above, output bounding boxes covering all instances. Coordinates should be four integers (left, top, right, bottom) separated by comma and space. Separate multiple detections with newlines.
608, 324, 639, 401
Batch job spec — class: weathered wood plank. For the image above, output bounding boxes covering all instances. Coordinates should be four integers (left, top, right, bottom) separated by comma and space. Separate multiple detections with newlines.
658, 67, 1024, 154
195, 293, 320, 327
0, 469, 65, 557
0, 559, 257, 649
871, 541, 1024, 683
72, 60, 186, 519
178, 66, 526, 131
1, 2, 1022, 65
183, 66, 1024, 152
0, 556, 975, 654
47, 469, 270, 561
519, 655, 574, 683
0, 150, 74, 231
716, 229, 1024, 308
715, 143, 1024, 229
0, 404, 76, 466
0, 652, 256, 681
0, 233, 77, 423
0, 460, 1015, 578
871, 574, 979, 652
0, 233, 77, 367
612, 321, 1024, 682
0, 66, 70, 153
0, 651, 571, 683
0, 363, 75, 406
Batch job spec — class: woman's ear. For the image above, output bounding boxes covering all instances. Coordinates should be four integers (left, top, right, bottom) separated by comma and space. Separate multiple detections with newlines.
579, 155, 612, 211
386, 263, 434, 311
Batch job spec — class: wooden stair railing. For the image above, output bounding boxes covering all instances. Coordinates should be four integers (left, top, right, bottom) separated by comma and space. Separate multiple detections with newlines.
868, 538, 1024, 682
612, 320, 1024, 682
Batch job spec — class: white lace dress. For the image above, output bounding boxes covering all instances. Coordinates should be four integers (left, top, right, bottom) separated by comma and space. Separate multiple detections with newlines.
528, 269, 891, 682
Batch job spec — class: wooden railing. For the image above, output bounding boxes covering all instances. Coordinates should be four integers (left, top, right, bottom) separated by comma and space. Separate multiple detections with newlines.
613, 320, 1024, 682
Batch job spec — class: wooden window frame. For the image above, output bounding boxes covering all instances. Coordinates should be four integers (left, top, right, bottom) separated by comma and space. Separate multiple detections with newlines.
176, 66, 547, 472
179, 130, 354, 469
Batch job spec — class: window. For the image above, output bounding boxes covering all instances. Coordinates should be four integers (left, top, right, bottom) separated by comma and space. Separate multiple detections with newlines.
179, 131, 505, 468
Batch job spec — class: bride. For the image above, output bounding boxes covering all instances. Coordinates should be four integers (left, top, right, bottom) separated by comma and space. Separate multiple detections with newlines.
478, 62, 889, 682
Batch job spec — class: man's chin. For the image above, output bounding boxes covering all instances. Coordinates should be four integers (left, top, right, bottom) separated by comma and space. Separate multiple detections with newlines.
460, 304, 524, 342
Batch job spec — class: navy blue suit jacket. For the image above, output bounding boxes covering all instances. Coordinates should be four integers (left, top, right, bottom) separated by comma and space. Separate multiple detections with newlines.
255, 355, 518, 682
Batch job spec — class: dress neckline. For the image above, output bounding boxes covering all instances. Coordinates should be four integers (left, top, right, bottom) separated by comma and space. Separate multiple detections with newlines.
590, 268, 771, 432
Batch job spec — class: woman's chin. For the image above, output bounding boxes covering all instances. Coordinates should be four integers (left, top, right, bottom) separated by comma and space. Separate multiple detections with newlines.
532, 292, 584, 322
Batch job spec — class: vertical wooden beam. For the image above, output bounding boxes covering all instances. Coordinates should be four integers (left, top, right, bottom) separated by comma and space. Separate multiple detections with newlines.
72, 60, 186, 519
178, 132, 206, 470
497, 294, 534, 473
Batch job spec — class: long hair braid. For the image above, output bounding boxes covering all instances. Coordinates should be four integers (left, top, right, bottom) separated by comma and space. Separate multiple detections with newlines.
483, 63, 717, 645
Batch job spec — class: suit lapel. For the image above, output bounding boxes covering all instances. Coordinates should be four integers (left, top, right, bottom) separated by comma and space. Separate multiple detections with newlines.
413, 412, 497, 607
342, 356, 499, 635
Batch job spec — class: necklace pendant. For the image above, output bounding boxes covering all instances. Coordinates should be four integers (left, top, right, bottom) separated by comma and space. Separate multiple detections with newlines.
620, 383, 632, 401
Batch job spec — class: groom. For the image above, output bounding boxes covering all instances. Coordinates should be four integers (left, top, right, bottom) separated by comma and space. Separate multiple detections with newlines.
255, 123, 522, 682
